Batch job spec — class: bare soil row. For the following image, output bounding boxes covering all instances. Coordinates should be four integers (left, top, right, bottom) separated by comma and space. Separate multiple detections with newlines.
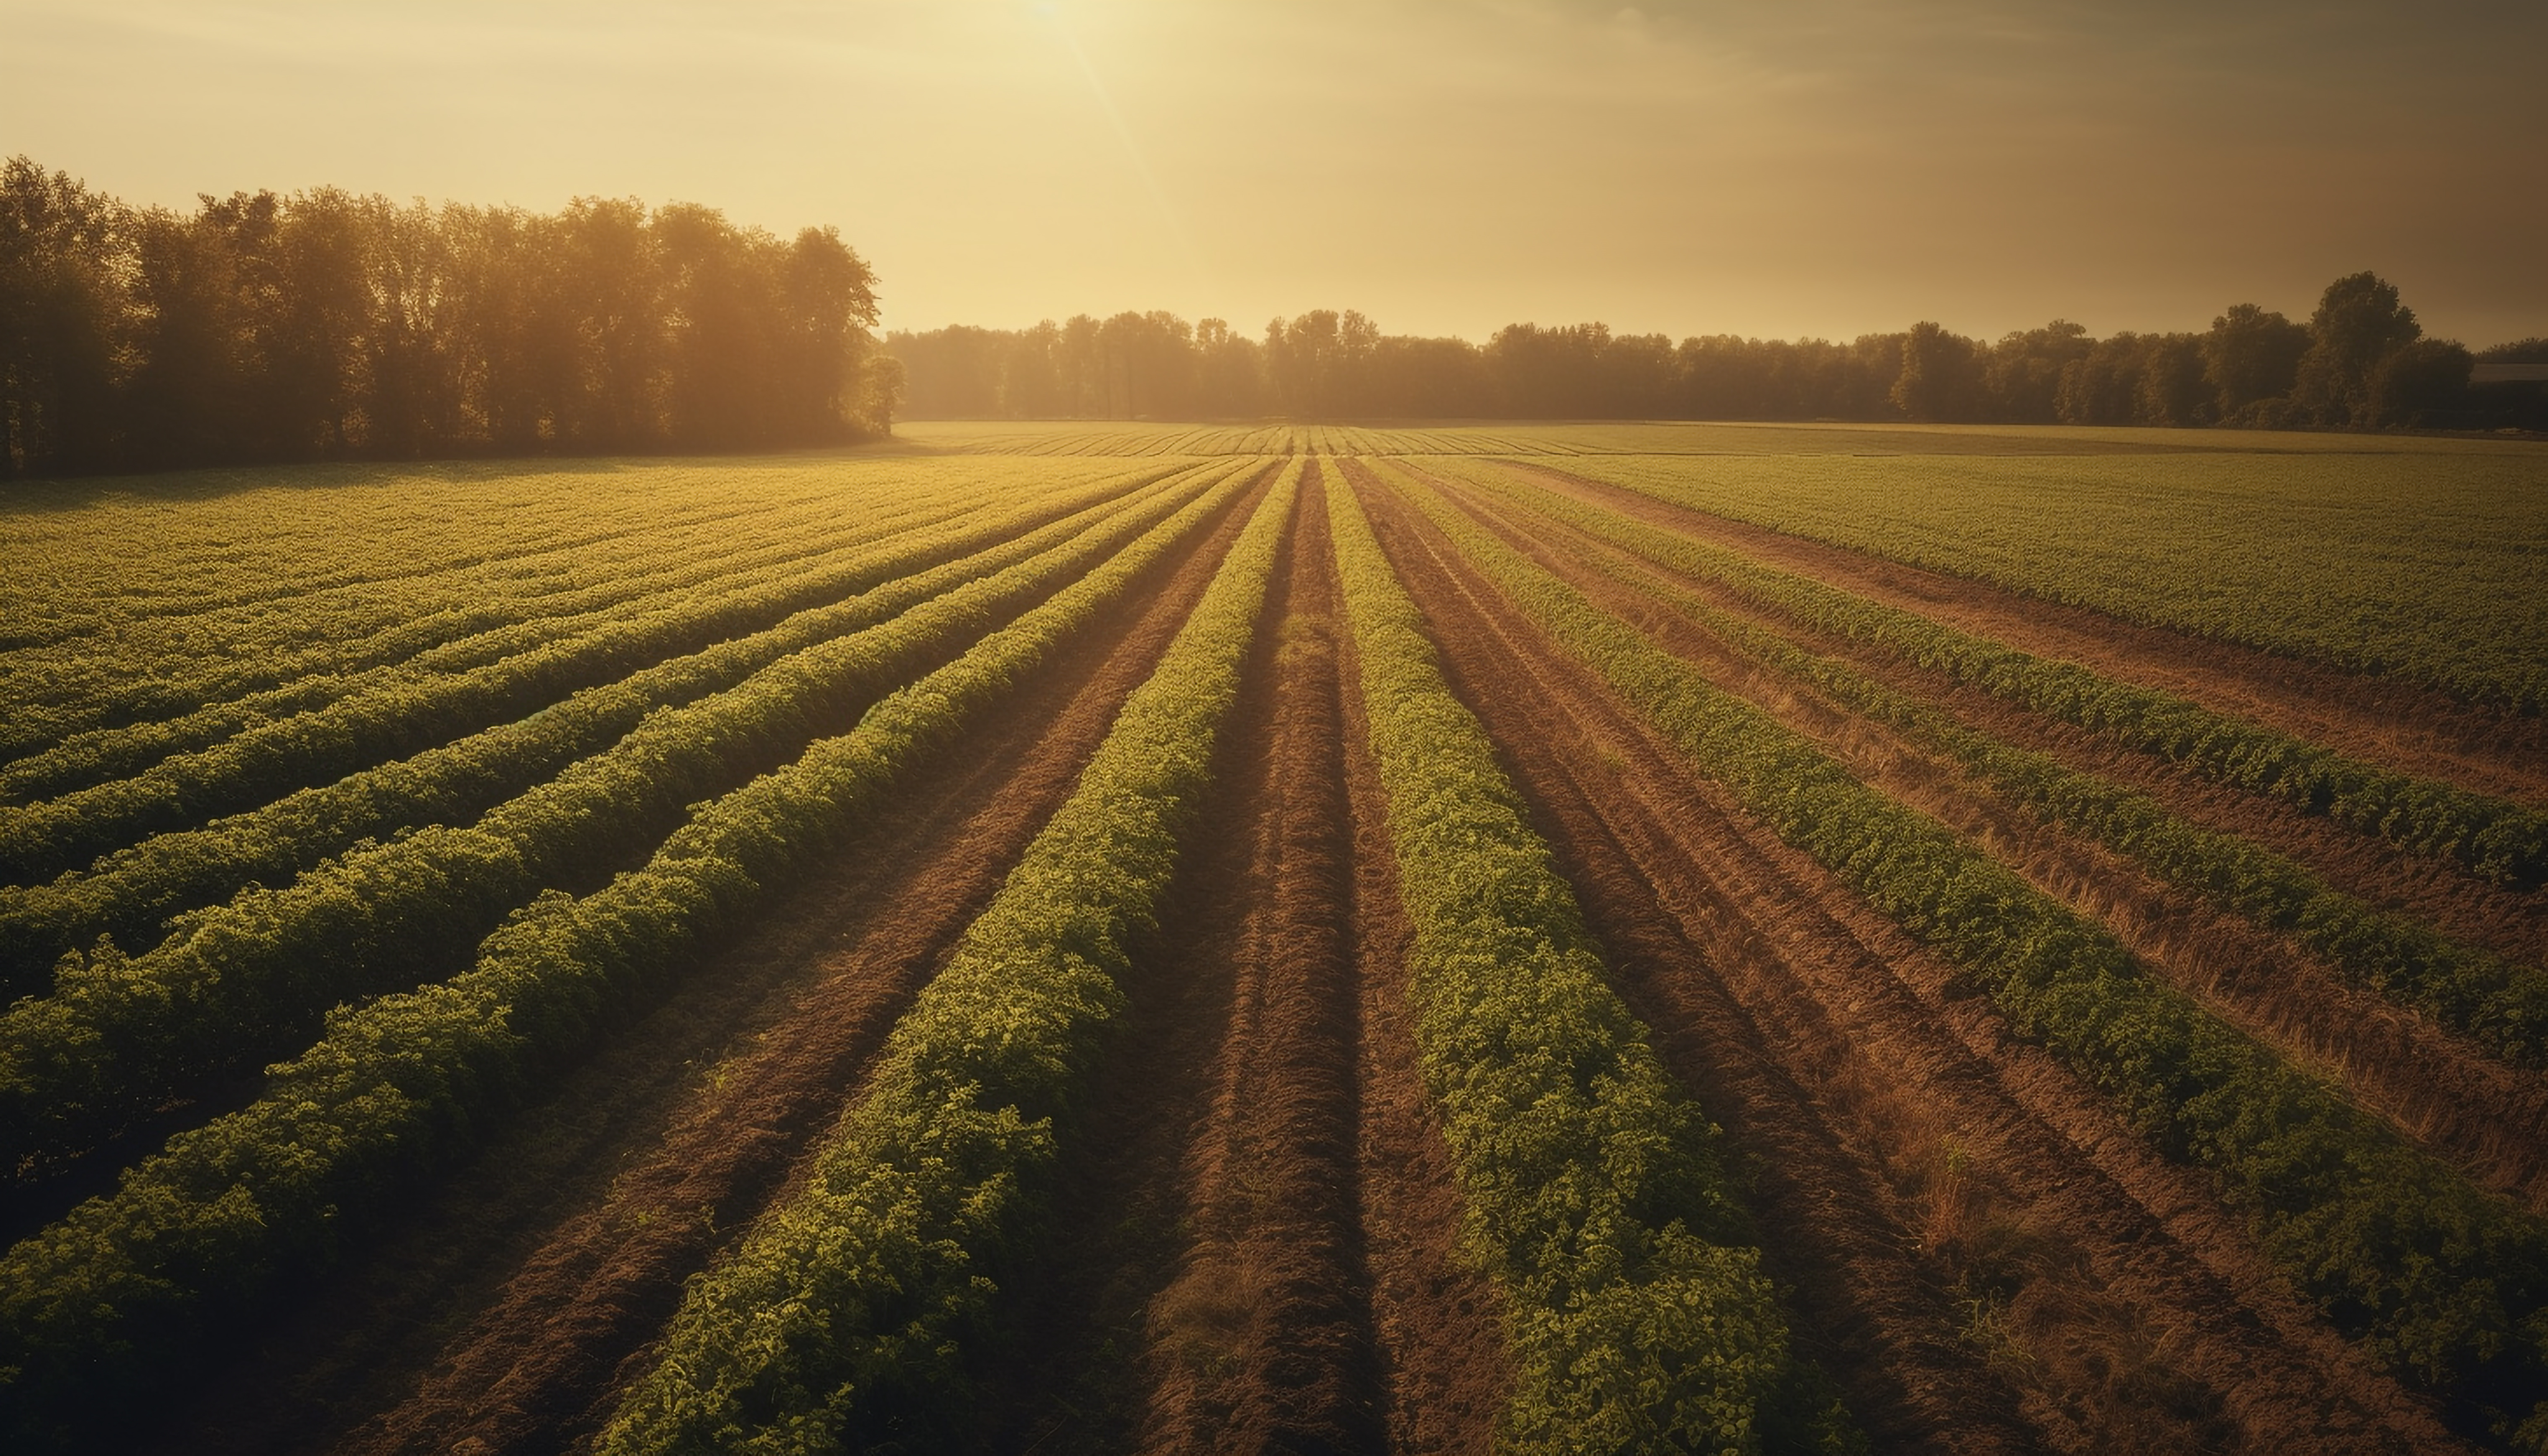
1420, 468, 2548, 1215
964, 475, 1505, 1454
1511, 462, 2548, 807
69, 453, 2539, 1454
139, 479, 1262, 1455
1353, 461, 2470, 1454
137, 473, 1511, 1456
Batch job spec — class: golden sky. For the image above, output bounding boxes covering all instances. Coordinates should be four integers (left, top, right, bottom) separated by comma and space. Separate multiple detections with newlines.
9, 0, 2544, 345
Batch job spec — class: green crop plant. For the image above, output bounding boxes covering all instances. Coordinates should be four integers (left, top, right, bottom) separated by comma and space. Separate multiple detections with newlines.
0, 461, 1267, 1456
1552, 447, 2548, 714
0, 455, 1146, 761
1420, 458, 2548, 889
0, 464, 1204, 990
1446, 467, 2548, 1070
0, 463, 1247, 1178
1378, 460, 2548, 1450
1328, 469, 1859, 1456
596, 461, 1300, 1455
0, 465, 1199, 883
2, 470, 994, 804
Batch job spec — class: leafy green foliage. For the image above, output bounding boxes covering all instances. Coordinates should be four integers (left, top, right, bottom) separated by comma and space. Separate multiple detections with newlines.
0, 468, 1257, 1454
0, 467, 1239, 1174
1551, 446, 2548, 716
1438, 457, 2548, 887
0, 469, 1188, 884
595, 463, 1298, 1455
1461, 468, 2548, 1067
0, 455, 1145, 759
1327, 476, 1859, 1455
1384, 462, 2548, 1446
0, 473, 980, 806
0, 464, 1193, 989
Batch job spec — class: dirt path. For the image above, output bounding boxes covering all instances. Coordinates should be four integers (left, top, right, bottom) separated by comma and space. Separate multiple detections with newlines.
972, 470, 1506, 1455
1354, 463, 2471, 1455
1425, 471, 2548, 1214
1507, 462, 2548, 809
136, 481, 1265, 1456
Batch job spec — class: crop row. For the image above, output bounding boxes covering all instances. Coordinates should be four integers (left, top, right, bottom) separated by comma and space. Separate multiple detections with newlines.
0, 470, 1203, 993
1329, 476, 1856, 1452
1429, 460, 2548, 888
0, 466, 925, 755
1556, 452, 2548, 716
597, 462, 1300, 1455
1382, 463, 2548, 1448
0, 466, 1243, 1177
12, 460, 1157, 760
2, 460, 835, 633
1, 467, 1021, 801
0, 461, 1262, 1454
1454, 473, 2548, 1071
0, 465, 1191, 884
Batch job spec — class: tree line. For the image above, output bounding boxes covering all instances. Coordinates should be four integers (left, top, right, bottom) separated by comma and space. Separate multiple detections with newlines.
2, 157, 896, 480
891, 277, 2548, 432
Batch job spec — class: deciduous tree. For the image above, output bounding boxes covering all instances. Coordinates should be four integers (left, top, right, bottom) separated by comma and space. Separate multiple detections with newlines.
2294, 271, 2421, 425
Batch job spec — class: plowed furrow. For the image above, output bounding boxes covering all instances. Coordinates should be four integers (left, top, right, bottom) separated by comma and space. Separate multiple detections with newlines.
1556, 512, 2548, 967
1138, 474, 1382, 1454
1508, 462, 2548, 805
1333, 516, 1514, 1455
131, 484, 1262, 1456
1352, 480, 2044, 1452
978, 473, 1499, 1455
1859, 656, 2547, 969
1431, 475, 2548, 1212
1490, 478, 2546, 970
1359, 468, 2468, 1455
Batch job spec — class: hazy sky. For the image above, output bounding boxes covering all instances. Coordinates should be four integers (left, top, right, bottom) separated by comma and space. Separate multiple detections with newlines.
7, 0, 2543, 345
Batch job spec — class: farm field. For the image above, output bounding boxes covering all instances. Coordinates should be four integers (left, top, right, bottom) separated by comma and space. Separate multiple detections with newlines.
1, 422, 2544, 1455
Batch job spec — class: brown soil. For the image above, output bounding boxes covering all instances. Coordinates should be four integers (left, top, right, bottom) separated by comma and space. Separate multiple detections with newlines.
971, 468, 1507, 1455
134, 478, 1265, 1456
1340, 654, 1516, 1456
1425, 472, 2548, 1213
1507, 462, 2548, 809
1352, 461, 2473, 1455
86, 447, 2522, 1456
1522, 496, 2548, 973
1888, 680, 2548, 973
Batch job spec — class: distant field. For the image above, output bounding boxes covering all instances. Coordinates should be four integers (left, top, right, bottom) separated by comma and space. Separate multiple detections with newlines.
1551, 442, 2548, 712
3, 424, 2544, 1455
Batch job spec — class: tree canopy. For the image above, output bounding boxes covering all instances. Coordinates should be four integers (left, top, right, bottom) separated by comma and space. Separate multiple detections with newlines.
2, 157, 891, 479
889, 274, 2537, 434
